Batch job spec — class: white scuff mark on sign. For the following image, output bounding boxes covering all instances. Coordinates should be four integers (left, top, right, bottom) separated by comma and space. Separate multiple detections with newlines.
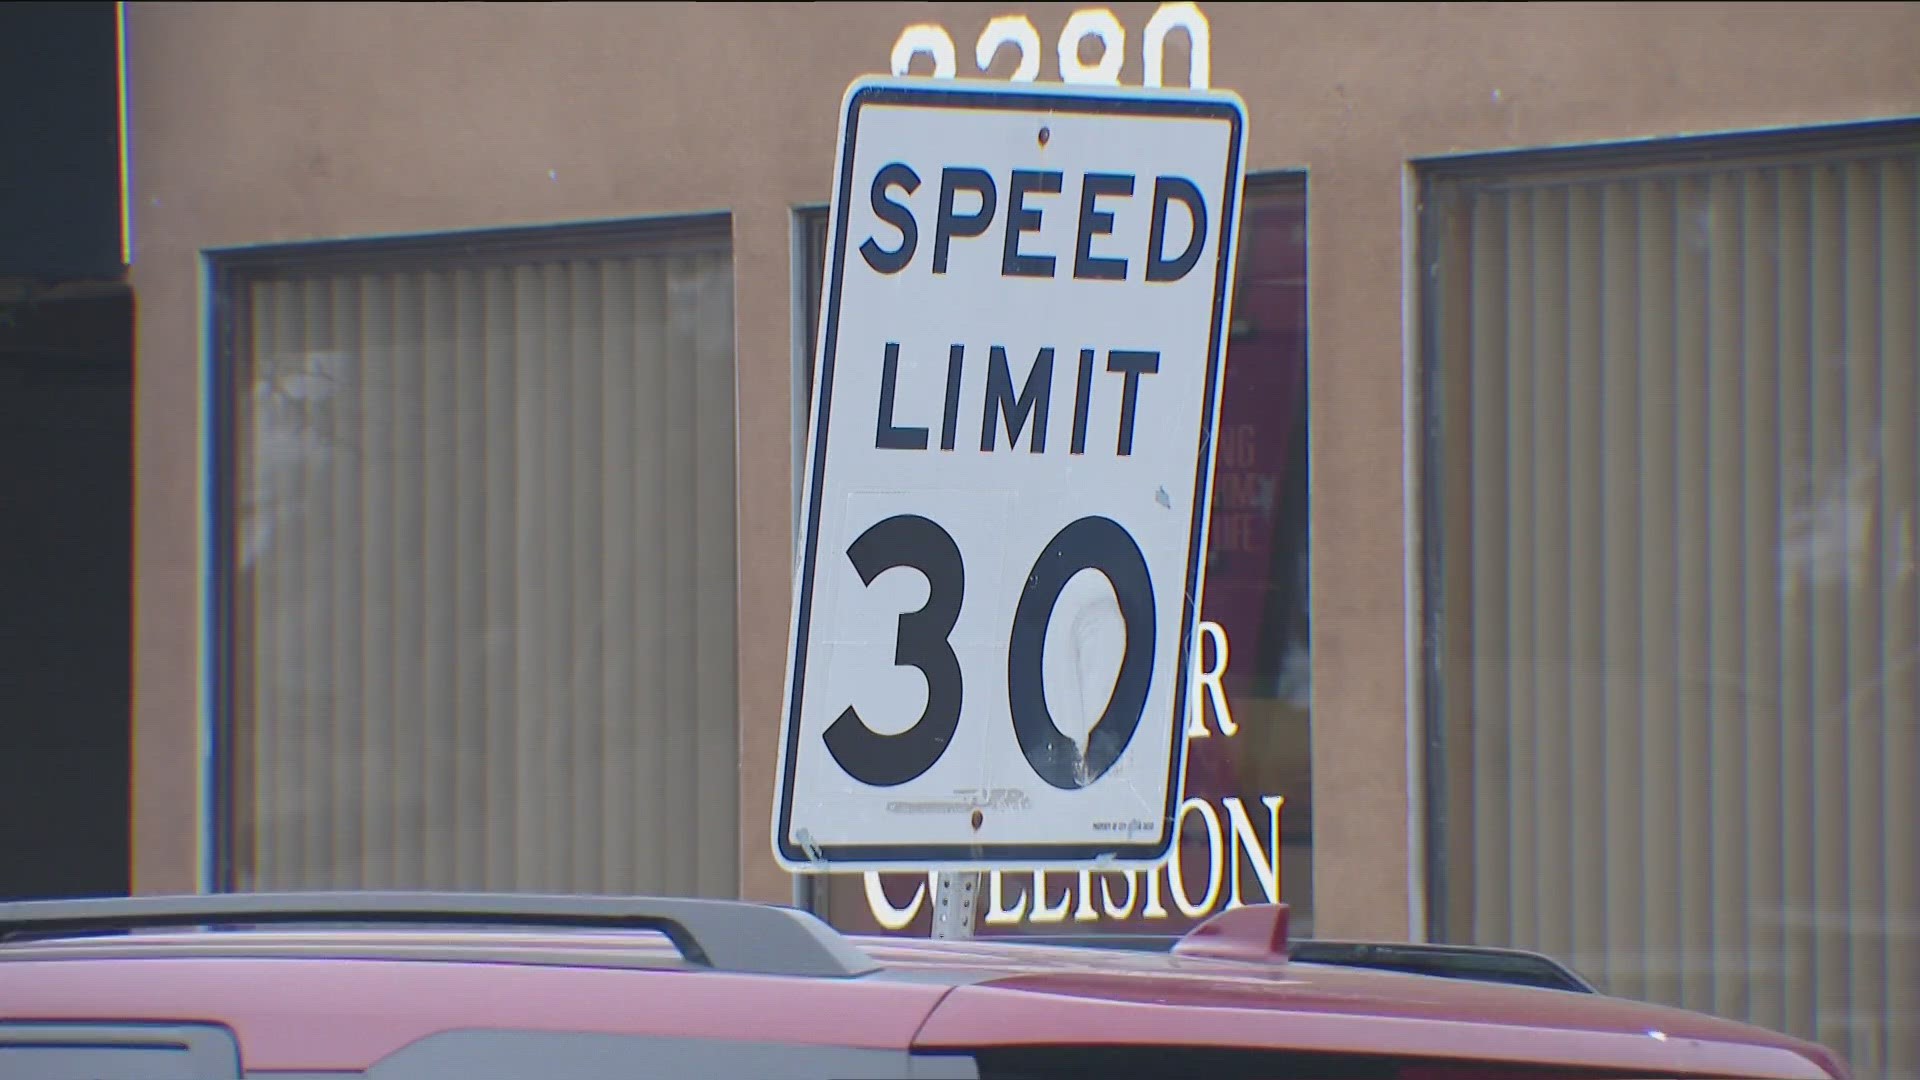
1047, 568, 1126, 787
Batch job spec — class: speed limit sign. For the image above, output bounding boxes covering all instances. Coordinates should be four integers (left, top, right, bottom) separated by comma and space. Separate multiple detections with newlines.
773, 77, 1247, 871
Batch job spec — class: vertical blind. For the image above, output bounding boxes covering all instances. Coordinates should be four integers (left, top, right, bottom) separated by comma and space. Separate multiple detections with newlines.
222, 236, 739, 899
1430, 140, 1917, 1079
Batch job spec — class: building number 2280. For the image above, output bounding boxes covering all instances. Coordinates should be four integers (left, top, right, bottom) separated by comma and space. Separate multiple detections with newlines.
890, 4, 1212, 90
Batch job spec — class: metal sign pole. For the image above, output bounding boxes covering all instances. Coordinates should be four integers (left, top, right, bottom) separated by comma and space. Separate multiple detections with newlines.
928, 871, 981, 940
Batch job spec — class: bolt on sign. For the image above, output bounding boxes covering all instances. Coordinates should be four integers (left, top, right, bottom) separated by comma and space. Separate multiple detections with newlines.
772, 72, 1249, 872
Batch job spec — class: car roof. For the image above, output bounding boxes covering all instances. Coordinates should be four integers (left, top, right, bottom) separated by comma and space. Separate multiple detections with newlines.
858, 936, 1842, 1076
0, 893, 1850, 1080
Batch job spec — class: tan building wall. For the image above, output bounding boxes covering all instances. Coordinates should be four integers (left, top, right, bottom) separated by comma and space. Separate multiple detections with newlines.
125, 0, 1920, 941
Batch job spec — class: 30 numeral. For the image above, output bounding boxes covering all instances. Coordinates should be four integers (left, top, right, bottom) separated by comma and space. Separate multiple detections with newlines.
823, 513, 1157, 791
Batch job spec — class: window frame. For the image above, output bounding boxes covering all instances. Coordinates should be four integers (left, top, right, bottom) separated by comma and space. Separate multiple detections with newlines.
791, 203, 830, 543
1412, 115, 1920, 944
202, 212, 733, 892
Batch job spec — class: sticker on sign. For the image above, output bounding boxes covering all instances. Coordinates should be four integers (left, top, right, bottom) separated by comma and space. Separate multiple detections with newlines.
774, 76, 1247, 872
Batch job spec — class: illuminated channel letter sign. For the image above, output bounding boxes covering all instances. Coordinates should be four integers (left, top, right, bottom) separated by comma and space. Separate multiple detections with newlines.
772, 75, 1248, 871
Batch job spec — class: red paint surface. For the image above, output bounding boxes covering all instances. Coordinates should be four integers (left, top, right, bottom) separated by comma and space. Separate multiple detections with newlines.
914, 981, 1840, 1079
2, 954, 946, 1070
0, 929, 1848, 1079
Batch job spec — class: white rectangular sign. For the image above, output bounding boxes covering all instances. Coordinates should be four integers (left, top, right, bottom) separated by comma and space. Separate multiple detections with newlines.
774, 77, 1247, 871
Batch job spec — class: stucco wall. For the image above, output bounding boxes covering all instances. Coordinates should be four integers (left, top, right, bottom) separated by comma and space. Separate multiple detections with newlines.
125, 1, 1920, 937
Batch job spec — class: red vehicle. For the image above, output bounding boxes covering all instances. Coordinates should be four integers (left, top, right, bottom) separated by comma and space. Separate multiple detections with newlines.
0, 892, 1849, 1079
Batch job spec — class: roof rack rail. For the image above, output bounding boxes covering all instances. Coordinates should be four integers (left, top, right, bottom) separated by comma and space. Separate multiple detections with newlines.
0, 891, 880, 980
988, 932, 1596, 994
1286, 940, 1597, 994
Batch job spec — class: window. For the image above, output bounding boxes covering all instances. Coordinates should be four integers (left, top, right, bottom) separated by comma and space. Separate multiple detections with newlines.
804, 176, 1314, 937
210, 216, 740, 897
1420, 123, 1917, 1078
300, 1030, 948, 1080
0, 1023, 240, 1080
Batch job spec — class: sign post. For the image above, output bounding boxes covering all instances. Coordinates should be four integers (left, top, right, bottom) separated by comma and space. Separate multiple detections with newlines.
775, 77, 1248, 932
928, 870, 982, 940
